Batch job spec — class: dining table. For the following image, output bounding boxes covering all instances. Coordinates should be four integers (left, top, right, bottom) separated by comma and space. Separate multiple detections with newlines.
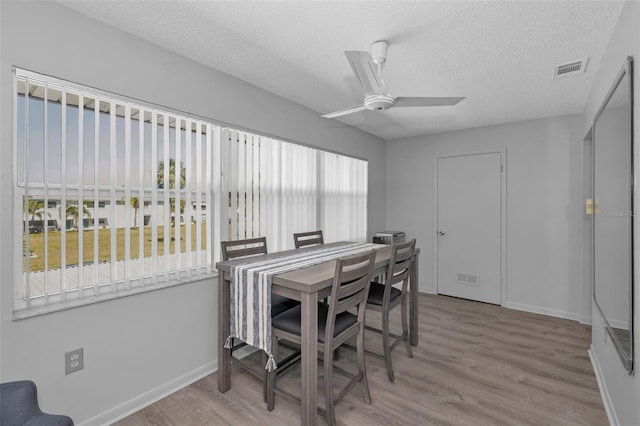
216, 241, 420, 426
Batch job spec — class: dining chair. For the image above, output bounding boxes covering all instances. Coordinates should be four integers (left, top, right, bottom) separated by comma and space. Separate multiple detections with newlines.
365, 239, 416, 382
221, 237, 300, 402
221, 236, 269, 261
294, 230, 329, 306
293, 230, 324, 249
267, 250, 376, 425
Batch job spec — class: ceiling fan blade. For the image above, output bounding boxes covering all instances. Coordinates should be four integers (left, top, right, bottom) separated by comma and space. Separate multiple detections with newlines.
394, 97, 466, 107
321, 104, 366, 119
344, 51, 385, 94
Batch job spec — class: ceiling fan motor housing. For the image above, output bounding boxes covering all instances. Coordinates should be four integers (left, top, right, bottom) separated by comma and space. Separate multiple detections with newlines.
370, 40, 388, 65
364, 94, 395, 111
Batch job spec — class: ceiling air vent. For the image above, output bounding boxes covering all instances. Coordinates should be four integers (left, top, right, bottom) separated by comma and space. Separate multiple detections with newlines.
554, 58, 589, 79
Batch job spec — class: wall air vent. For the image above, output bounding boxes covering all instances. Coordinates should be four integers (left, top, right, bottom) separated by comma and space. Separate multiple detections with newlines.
554, 58, 589, 79
457, 272, 480, 286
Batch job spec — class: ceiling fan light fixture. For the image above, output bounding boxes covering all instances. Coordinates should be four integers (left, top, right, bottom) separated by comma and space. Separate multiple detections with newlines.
364, 94, 395, 111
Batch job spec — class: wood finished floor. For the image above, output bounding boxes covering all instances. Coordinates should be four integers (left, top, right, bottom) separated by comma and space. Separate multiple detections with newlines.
116, 294, 607, 426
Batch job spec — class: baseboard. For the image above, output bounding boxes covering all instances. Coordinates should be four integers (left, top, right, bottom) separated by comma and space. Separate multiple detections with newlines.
504, 301, 580, 322
606, 318, 628, 330
579, 314, 592, 325
420, 286, 437, 294
589, 346, 619, 426
77, 361, 217, 426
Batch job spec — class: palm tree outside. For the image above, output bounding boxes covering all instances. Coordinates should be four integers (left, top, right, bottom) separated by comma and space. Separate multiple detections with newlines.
157, 158, 186, 190
157, 159, 187, 226
27, 197, 46, 221
61, 204, 92, 230
130, 197, 140, 228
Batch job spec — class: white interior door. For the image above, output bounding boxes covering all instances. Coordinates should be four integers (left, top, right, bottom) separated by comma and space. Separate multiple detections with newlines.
437, 152, 502, 304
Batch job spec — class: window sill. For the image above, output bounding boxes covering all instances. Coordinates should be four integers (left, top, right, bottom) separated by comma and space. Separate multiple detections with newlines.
13, 270, 218, 320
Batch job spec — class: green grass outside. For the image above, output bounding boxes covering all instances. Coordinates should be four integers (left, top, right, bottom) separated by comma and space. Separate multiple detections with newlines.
23, 223, 208, 273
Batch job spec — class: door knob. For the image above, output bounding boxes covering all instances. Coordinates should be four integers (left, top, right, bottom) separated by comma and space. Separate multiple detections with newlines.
438, 231, 446, 236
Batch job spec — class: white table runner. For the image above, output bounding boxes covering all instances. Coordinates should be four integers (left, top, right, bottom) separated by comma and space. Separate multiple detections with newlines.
226, 242, 379, 371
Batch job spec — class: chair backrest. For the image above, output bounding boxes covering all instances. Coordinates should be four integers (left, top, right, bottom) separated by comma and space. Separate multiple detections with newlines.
221, 237, 268, 261
1, 380, 74, 426
326, 250, 377, 340
293, 230, 324, 249
383, 239, 416, 299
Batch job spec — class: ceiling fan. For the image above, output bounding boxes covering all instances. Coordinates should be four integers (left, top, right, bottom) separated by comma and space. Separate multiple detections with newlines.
322, 40, 465, 119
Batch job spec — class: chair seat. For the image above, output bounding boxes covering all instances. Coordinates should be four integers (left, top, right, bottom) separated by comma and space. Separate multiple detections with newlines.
367, 282, 402, 306
271, 294, 300, 317
272, 303, 357, 343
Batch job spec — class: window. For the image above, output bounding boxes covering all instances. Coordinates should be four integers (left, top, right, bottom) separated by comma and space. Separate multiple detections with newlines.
222, 129, 367, 251
14, 68, 218, 318
13, 68, 367, 318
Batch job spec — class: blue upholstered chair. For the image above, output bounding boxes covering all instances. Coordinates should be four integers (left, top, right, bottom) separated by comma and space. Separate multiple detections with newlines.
0, 380, 73, 426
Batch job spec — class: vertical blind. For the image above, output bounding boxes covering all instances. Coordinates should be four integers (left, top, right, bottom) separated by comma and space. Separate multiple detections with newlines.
14, 68, 216, 317
222, 129, 318, 251
320, 151, 368, 244
222, 129, 367, 251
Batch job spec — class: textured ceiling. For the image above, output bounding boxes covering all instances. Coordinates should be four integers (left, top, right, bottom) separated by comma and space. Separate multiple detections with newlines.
58, 0, 624, 141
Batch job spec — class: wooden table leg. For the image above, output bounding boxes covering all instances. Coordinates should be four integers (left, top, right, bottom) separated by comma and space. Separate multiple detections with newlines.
218, 271, 231, 392
300, 291, 318, 426
410, 254, 419, 346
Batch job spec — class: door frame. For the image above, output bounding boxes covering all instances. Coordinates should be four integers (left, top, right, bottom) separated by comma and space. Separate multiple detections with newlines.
433, 147, 507, 305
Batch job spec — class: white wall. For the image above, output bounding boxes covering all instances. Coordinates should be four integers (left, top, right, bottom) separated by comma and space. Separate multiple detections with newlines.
386, 114, 588, 321
0, 1, 386, 424
583, 1, 640, 424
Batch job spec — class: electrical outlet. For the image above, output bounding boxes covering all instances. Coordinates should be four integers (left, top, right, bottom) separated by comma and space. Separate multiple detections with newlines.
65, 348, 84, 375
